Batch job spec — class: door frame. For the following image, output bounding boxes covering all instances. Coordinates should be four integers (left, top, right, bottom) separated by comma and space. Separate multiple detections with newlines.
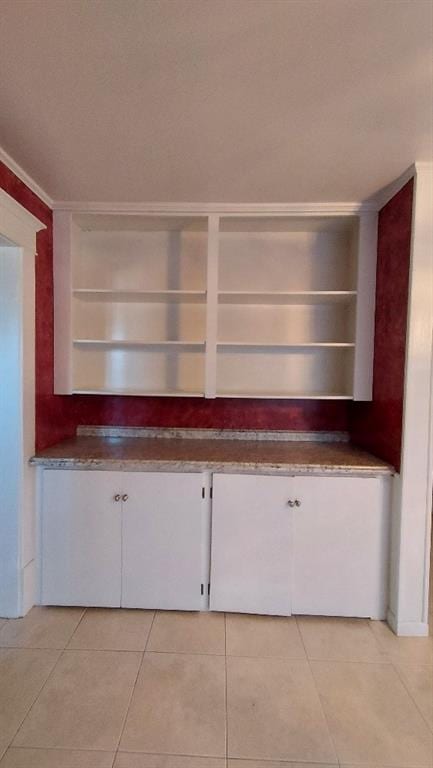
388, 162, 433, 635
0, 189, 45, 617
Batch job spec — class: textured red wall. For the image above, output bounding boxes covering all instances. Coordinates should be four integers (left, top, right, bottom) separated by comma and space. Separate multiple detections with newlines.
349, 179, 413, 471
0, 161, 350, 449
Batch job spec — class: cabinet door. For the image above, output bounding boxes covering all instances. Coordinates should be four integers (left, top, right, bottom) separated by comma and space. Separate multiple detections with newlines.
210, 474, 292, 615
292, 476, 390, 618
41, 469, 123, 606
121, 472, 204, 610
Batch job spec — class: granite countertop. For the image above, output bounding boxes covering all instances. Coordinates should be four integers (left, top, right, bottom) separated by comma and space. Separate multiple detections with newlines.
30, 431, 393, 477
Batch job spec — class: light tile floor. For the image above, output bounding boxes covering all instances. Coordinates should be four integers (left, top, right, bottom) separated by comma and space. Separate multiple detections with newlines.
0, 607, 431, 767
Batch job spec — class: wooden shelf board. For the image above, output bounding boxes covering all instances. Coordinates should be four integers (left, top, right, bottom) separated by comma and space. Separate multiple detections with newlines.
216, 391, 353, 400
72, 388, 205, 397
73, 289, 206, 303
217, 291, 357, 305
216, 342, 355, 349
73, 339, 205, 348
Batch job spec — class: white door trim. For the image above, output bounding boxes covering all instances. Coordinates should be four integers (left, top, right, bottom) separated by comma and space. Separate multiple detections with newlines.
388, 162, 433, 636
0, 188, 45, 617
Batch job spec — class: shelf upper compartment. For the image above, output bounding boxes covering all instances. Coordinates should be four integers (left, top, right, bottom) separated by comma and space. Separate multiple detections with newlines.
73, 289, 207, 303
217, 291, 357, 305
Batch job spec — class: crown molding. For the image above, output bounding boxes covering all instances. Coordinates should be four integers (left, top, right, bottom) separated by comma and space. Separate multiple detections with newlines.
0, 188, 46, 234
51, 200, 377, 215
6, 145, 426, 216
370, 162, 433, 210
370, 164, 417, 210
0, 146, 53, 208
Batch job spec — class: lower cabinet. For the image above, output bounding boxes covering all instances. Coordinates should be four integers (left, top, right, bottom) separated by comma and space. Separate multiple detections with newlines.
40, 467, 391, 618
209, 473, 390, 619
291, 476, 390, 619
121, 472, 204, 610
41, 470, 123, 607
41, 469, 205, 610
209, 474, 292, 615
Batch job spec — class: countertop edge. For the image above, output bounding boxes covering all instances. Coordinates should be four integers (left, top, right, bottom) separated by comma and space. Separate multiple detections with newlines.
29, 456, 394, 477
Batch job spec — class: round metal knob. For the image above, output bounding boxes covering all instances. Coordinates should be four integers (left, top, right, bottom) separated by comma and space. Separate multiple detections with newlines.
122, 494, 129, 502
114, 494, 121, 502
294, 499, 301, 507
288, 500, 295, 507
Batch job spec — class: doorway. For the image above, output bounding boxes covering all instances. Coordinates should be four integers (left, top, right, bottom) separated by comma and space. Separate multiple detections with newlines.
0, 190, 45, 617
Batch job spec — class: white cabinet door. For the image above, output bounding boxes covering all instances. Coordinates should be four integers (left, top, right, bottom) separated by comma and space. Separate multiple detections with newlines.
292, 476, 390, 619
121, 472, 204, 610
210, 474, 292, 615
41, 469, 123, 606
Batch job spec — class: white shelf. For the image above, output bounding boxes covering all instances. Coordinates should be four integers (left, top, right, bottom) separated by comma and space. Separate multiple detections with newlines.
217, 342, 355, 349
72, 388, 204, 397
216, 390, 353, 400
218, 291, 357, 305
73, 289, 207, 303
73, 339, 205, 348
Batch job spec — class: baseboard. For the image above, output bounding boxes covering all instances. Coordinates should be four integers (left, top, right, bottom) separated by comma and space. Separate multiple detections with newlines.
22, 559, 36, 615
387, 608, 430, 636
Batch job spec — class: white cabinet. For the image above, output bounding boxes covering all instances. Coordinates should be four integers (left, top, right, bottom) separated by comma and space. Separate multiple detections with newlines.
41, 469, 206, 610
54, 210, 377, 400
40, 467, 390, 619
121, 472, 205, 610
209, 474, 292, 615
209, 472, 390, 619
41, 470, 123, 607
291, 476, 390, 619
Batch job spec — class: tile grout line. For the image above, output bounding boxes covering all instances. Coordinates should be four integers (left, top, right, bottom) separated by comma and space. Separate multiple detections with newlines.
64, 606, 88, 649
365, 618, 394, 663
0, 644, 400, 661
294, 615, 341, 767
224, 612, 229, 768
112, 609, 157, 766
1, 643, 74, 756
391, 659, 433, 734
0, 608, 87, 758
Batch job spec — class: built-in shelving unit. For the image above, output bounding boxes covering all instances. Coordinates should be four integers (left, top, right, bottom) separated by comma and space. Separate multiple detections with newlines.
54, 209, 377, 399
214, 216, 361, 399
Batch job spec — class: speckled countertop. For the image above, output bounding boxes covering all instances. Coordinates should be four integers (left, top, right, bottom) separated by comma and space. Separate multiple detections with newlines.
31, 430, 393, 477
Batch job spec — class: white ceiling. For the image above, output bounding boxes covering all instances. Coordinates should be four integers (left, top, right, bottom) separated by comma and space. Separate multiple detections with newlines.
0, 0, 432, 203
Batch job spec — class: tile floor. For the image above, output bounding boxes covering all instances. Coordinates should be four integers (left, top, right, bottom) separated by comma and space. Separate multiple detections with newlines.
0, 608, 431, 767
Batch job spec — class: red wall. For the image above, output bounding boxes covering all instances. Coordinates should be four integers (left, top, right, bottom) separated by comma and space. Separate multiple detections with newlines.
0, 160, 350, 450
350, 179, 413, 471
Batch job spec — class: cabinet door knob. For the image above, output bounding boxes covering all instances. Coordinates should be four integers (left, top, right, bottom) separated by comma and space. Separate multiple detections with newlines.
294, 499, 301, 507
114, 494, 121, 502
122, 494, 129, 502
287, 499, 295, 507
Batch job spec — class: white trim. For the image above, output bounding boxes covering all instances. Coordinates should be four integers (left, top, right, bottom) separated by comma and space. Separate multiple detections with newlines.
387, 609, 429, 637
0, 146, 53, 208
51, 201, 377, 215
0, 145, 425, 218
353, 212, 377, 400
204, 215, 219, 398
53, 211, 74, 393
0, 192, 46, 617
388, 161, 433, 635
22, 559, 37, 615
0, 188, 46, 241
372, 163, 417, 210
